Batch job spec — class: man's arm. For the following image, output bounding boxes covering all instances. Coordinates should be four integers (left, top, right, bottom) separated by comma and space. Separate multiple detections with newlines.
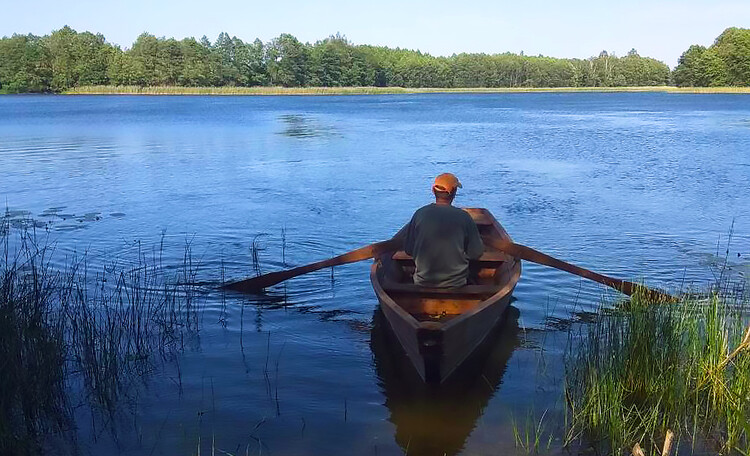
465, 217, 484, 260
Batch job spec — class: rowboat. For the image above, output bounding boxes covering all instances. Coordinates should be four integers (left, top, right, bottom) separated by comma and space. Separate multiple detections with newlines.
370, 208, 522, 383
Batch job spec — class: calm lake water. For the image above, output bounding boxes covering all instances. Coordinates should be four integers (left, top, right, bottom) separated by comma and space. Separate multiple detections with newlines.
1, 93, 749, 455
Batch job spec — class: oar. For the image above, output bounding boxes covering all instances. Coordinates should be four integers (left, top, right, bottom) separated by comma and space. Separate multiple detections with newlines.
485, 237, 676, 302
223, 238, 403, 293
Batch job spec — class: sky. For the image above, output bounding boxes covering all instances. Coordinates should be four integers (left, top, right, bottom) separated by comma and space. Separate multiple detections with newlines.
2, 0, 748, 68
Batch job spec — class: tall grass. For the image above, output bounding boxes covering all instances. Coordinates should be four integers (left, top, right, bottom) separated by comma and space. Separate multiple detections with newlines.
64, 85, 750, 96
511, 409, 555, 454
565, 286, 750, 455
64, 240, 202, 413
0, 218, 204, 455
0, 228, 68, 455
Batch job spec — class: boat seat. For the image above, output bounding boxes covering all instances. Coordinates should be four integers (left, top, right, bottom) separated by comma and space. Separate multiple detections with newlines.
392, 250, 507, 263
382, 280, 501, 296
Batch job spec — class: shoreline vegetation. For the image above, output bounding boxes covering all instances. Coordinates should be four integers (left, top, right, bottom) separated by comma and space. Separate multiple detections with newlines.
63, 85, 750, 95
565, 288, 750, 455
0, 221, 204, 455
2, 26, 749, 94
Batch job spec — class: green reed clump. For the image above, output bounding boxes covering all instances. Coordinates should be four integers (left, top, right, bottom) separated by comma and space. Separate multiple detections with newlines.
64, 85, 750, 95
511, 409, 555, 455
62, 240, 202, 414
0, 219, 205, 455
565, 287, 750, 455
0, 231, 69, 455
65, 85, 418, 95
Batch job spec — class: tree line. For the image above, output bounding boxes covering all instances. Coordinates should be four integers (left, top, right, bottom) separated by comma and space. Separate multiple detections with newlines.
673, 28, 750, 87
2, 26, 744, 93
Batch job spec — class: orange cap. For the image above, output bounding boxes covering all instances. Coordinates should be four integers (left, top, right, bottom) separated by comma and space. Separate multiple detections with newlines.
432, 173, 462, 193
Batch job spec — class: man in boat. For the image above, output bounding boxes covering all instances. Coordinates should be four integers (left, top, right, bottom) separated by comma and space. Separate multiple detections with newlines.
401, 173, 484, 288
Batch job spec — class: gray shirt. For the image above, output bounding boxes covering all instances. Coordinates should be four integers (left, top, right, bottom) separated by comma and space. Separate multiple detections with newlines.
404, 204, 484, 288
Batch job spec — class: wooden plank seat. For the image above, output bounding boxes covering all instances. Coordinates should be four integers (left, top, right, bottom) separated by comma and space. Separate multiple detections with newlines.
392, 250, 507, 263
382, 280, 501, 296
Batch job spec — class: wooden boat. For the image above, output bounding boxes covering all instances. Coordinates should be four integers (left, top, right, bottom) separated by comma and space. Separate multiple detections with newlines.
370, 208, 521, 383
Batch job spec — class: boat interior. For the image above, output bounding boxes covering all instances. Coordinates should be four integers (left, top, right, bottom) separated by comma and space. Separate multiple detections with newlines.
377, 209, 518, 323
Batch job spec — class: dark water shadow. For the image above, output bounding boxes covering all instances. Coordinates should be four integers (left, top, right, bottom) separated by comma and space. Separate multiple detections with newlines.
370, 306, 521, 456
277, 114, 338, 138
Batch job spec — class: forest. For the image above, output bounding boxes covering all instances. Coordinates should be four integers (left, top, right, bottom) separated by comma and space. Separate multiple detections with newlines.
672, 28, 750, 87
0, 26, 747, 93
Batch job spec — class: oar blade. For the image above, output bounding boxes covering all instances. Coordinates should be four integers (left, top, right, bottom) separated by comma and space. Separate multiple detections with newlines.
222, 270, 293, 293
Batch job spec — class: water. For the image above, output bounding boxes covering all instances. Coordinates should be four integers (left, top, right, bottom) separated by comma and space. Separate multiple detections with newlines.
1, 93, 749, 455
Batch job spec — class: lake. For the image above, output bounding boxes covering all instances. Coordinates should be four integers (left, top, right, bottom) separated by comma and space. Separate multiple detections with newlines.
1, 93, 749, 455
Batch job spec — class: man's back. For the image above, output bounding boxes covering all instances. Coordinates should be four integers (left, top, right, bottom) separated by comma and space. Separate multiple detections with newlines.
404, 204, 484, 288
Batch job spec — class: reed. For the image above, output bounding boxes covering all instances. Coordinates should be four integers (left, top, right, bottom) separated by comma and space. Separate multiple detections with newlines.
64, 85, 750, 96
251, 234, 267, 277
0, 224, 68, 455
0, 217, 205, 454
511, 409, 555, 454
565, 286, 750, 455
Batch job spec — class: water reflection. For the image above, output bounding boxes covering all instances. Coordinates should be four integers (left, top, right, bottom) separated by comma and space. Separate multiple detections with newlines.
371, 306, 521, 456
278, 114, 337, 138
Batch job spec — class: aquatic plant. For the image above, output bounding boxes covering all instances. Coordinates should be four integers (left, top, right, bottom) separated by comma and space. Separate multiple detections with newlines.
511, 409, 555, 454
565, 286, 750, 455
0, 219, 205, 454
0, 226, 69, 455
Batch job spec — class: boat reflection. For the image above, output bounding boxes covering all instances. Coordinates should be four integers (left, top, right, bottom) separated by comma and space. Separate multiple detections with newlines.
371, 306, 521, 456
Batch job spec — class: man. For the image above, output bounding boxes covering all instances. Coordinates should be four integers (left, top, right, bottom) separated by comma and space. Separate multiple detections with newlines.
403, 173, 484, 288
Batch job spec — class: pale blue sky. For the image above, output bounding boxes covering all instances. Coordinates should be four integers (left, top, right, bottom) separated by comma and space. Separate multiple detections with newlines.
3, 0, 747, 67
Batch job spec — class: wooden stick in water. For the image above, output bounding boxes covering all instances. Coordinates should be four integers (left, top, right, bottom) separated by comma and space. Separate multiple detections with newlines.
663, 429, 675, 456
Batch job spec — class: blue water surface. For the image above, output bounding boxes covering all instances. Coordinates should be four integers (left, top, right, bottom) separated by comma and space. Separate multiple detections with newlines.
1, 93, 749, 455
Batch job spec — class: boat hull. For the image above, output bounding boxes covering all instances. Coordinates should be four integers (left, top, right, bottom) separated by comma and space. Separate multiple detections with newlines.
370, 208, 521, 383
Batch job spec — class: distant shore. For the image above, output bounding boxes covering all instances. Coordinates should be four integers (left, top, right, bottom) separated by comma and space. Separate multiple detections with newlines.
62, 85, 750, 96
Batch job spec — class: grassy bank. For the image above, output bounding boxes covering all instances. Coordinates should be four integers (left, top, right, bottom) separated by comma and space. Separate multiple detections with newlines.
565, 288, 750, 455
63, 85, 750, 95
